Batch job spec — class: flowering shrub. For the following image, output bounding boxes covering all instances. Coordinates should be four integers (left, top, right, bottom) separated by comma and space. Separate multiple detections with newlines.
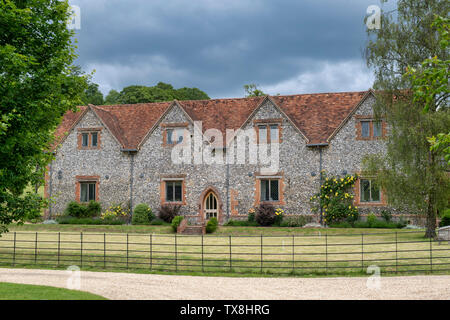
101, 204, 131, 223
274, 208, 284, 226
310, 172, 359, 225
255, 204, 276, 226
247, 207, 256, 222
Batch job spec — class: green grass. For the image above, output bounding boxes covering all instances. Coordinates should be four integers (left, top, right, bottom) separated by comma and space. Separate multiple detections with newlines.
0, 282, 107, 300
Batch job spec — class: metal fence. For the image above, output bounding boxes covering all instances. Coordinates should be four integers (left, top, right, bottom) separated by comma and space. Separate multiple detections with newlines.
0, 230, 449, 276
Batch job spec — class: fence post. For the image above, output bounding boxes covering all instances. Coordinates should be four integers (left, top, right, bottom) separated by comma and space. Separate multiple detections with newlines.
260, 234, 263, 273
361, 233, 364, 272
150, 234, 152, 270
395, 232, 398, 273
292, 235, 295, 273
57, 232, 60, 267
325, 233, 328, 275
201, 234, 204, 273
34, 232, 38, 265
12, 232, 16, 267
126, 233, 129, 269
229, 235, 232, 271
80, 232, 83, 268
175, 234, 178, 272
103, 233, 106, 269
430, 235, 433, 273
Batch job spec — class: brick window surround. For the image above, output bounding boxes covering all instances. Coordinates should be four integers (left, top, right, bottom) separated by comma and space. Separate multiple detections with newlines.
77, 128, 102, 150
160, 174, 186, 205
355, 115, 387, 140
254, 118, 283, 144
161, 122, 189, 147
75, 175, 100, 202
353, 176, 386, 207
253, 172, 285, 206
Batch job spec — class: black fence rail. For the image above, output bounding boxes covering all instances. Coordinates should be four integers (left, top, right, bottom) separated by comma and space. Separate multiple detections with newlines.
0, 230, 449, 276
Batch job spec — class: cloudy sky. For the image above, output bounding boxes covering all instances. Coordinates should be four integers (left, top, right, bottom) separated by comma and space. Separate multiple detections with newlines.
69, 0, 396, 98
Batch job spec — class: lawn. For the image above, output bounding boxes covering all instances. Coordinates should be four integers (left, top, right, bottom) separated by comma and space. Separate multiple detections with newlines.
1, 225, 448, 277
0, 282, 107, 300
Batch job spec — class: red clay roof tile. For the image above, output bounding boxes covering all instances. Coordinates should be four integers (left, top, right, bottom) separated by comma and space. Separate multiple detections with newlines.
53, 90, 370, 150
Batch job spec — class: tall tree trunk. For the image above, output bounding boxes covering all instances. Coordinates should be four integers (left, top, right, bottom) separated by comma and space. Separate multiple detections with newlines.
425, 199, 437, 238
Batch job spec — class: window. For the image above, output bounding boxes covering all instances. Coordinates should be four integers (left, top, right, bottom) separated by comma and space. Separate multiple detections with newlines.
78, 129, 101, 149
165, 181, 183, 202
357, 118, 385, 140
361, 121, 370, 138
257, 124, 280, 143
91, 132, 98, 147
80, 182, 96, 202
360, 179, 380, 202
373, 121, 382, 137
260, 179, 279, 202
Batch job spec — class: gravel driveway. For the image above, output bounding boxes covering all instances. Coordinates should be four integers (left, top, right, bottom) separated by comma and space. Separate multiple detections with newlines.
0, 268, 449, 300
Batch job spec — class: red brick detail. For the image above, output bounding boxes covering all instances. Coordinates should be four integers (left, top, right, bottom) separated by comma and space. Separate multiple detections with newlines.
75, 175, 100, 202
198, 186, 223, 224
253, 172, 286, 207
353, 176, 387, 207
77, 128, 102, 150
230, 189, 239, 216
160, 175, 187, 206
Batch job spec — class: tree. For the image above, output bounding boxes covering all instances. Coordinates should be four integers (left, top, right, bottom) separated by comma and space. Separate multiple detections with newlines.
111, 83, 210, 104
104, 89, 120, 105
0, 0, 88, 234
406, 15, 450, 165
82, 82, 104, 105
243, 84, 266, 97
364, 0, 450, 238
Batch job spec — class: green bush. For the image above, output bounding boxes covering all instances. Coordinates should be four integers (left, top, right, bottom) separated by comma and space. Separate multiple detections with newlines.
439, 209, 450, 227
132, 203, 154, 225
149, 218, 168, 225
64, 200, 101, 218
206, 217, 218, 233
225, 219, 258, 226
171, 216, 184, 232
367, 213, 377, 227
328, 221, 353, 228
279, 215, 308, 227
248, 211, 255, 222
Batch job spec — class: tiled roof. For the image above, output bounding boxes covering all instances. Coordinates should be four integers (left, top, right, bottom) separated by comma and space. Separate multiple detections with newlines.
54, 90, 371, 150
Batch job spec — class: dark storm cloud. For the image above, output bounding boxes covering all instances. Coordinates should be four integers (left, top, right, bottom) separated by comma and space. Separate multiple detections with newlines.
69, 0, 395, 98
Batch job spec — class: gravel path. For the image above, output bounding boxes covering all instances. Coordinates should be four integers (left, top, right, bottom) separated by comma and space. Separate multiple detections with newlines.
0, 268, 449, 300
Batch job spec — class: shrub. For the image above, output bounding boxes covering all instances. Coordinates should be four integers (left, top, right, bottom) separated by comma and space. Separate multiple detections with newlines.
132, 203, 154, 225
171, 216, 184, 232
279, 215, 308, 227
247, 208, 256, 222
255, 204, 276, 226
310, 172, 358, 224
150, 218, 168, 225
274, 208, 284, 226
158, 205, 181, 223
56, 217, 124, 225
101, 204, 131, 224
367, 213, 377, 227
64, 201, 87, 218
439, 209, 450, 227
206, 217, 218, 233
86, 201, 101, 217
381, 210, 392, 222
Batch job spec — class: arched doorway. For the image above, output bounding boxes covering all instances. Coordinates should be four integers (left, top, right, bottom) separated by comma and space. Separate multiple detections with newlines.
204, 192, 218, 220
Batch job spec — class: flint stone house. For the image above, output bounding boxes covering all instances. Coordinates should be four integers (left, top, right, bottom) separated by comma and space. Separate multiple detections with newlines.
45, 89, 405, 225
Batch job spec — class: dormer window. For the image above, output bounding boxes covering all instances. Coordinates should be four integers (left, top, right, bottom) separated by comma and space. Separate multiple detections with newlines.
78, 128, 101, 149
356, 116, 386, 140
254, 119, 282, 144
